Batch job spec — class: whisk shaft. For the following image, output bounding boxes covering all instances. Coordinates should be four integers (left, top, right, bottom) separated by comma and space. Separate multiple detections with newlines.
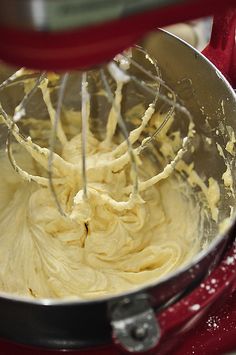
81, 72, 89, 200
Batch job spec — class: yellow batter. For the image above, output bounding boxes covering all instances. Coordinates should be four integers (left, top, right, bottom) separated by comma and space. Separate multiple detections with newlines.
0, 67, 213, 299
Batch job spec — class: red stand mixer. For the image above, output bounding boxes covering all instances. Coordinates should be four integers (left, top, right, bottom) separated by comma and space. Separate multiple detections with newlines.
0, 1, 235, 355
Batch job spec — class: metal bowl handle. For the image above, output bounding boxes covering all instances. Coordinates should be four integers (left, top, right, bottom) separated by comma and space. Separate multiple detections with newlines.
110, 294, 161, 353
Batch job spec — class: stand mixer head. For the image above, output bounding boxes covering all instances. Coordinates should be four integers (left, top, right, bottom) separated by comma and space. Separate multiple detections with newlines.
0, 0, 234, 70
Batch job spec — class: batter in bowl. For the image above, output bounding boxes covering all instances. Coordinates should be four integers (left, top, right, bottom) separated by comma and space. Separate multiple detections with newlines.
0, 67, 218, 299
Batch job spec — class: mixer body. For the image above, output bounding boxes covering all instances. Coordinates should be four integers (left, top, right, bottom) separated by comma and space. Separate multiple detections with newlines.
0, 0, 188, 31
0, 0, 234, 70
0, 30, 235, 352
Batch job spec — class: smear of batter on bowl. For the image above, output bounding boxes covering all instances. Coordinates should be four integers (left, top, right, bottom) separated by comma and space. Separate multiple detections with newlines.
0, 67, 220, 299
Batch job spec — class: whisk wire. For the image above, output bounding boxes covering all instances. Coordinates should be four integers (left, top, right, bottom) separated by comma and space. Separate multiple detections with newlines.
48, 72, 69, 217
81, 72, 89, 200
100, 67, 139, 196
117, 48, 177, 150
13, 72, 46, 123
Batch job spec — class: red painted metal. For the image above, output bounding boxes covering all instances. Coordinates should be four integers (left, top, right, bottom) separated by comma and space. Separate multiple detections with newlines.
202, 7, 236, 87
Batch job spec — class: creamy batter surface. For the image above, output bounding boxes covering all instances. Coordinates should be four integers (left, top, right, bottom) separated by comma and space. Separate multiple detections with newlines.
0, 68, 213, 299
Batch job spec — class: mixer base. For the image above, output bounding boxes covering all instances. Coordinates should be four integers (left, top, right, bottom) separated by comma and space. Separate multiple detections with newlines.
174, 289, 236, 355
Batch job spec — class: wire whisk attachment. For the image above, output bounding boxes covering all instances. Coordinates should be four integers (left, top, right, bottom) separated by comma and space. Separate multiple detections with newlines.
0, 46, 195, 222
